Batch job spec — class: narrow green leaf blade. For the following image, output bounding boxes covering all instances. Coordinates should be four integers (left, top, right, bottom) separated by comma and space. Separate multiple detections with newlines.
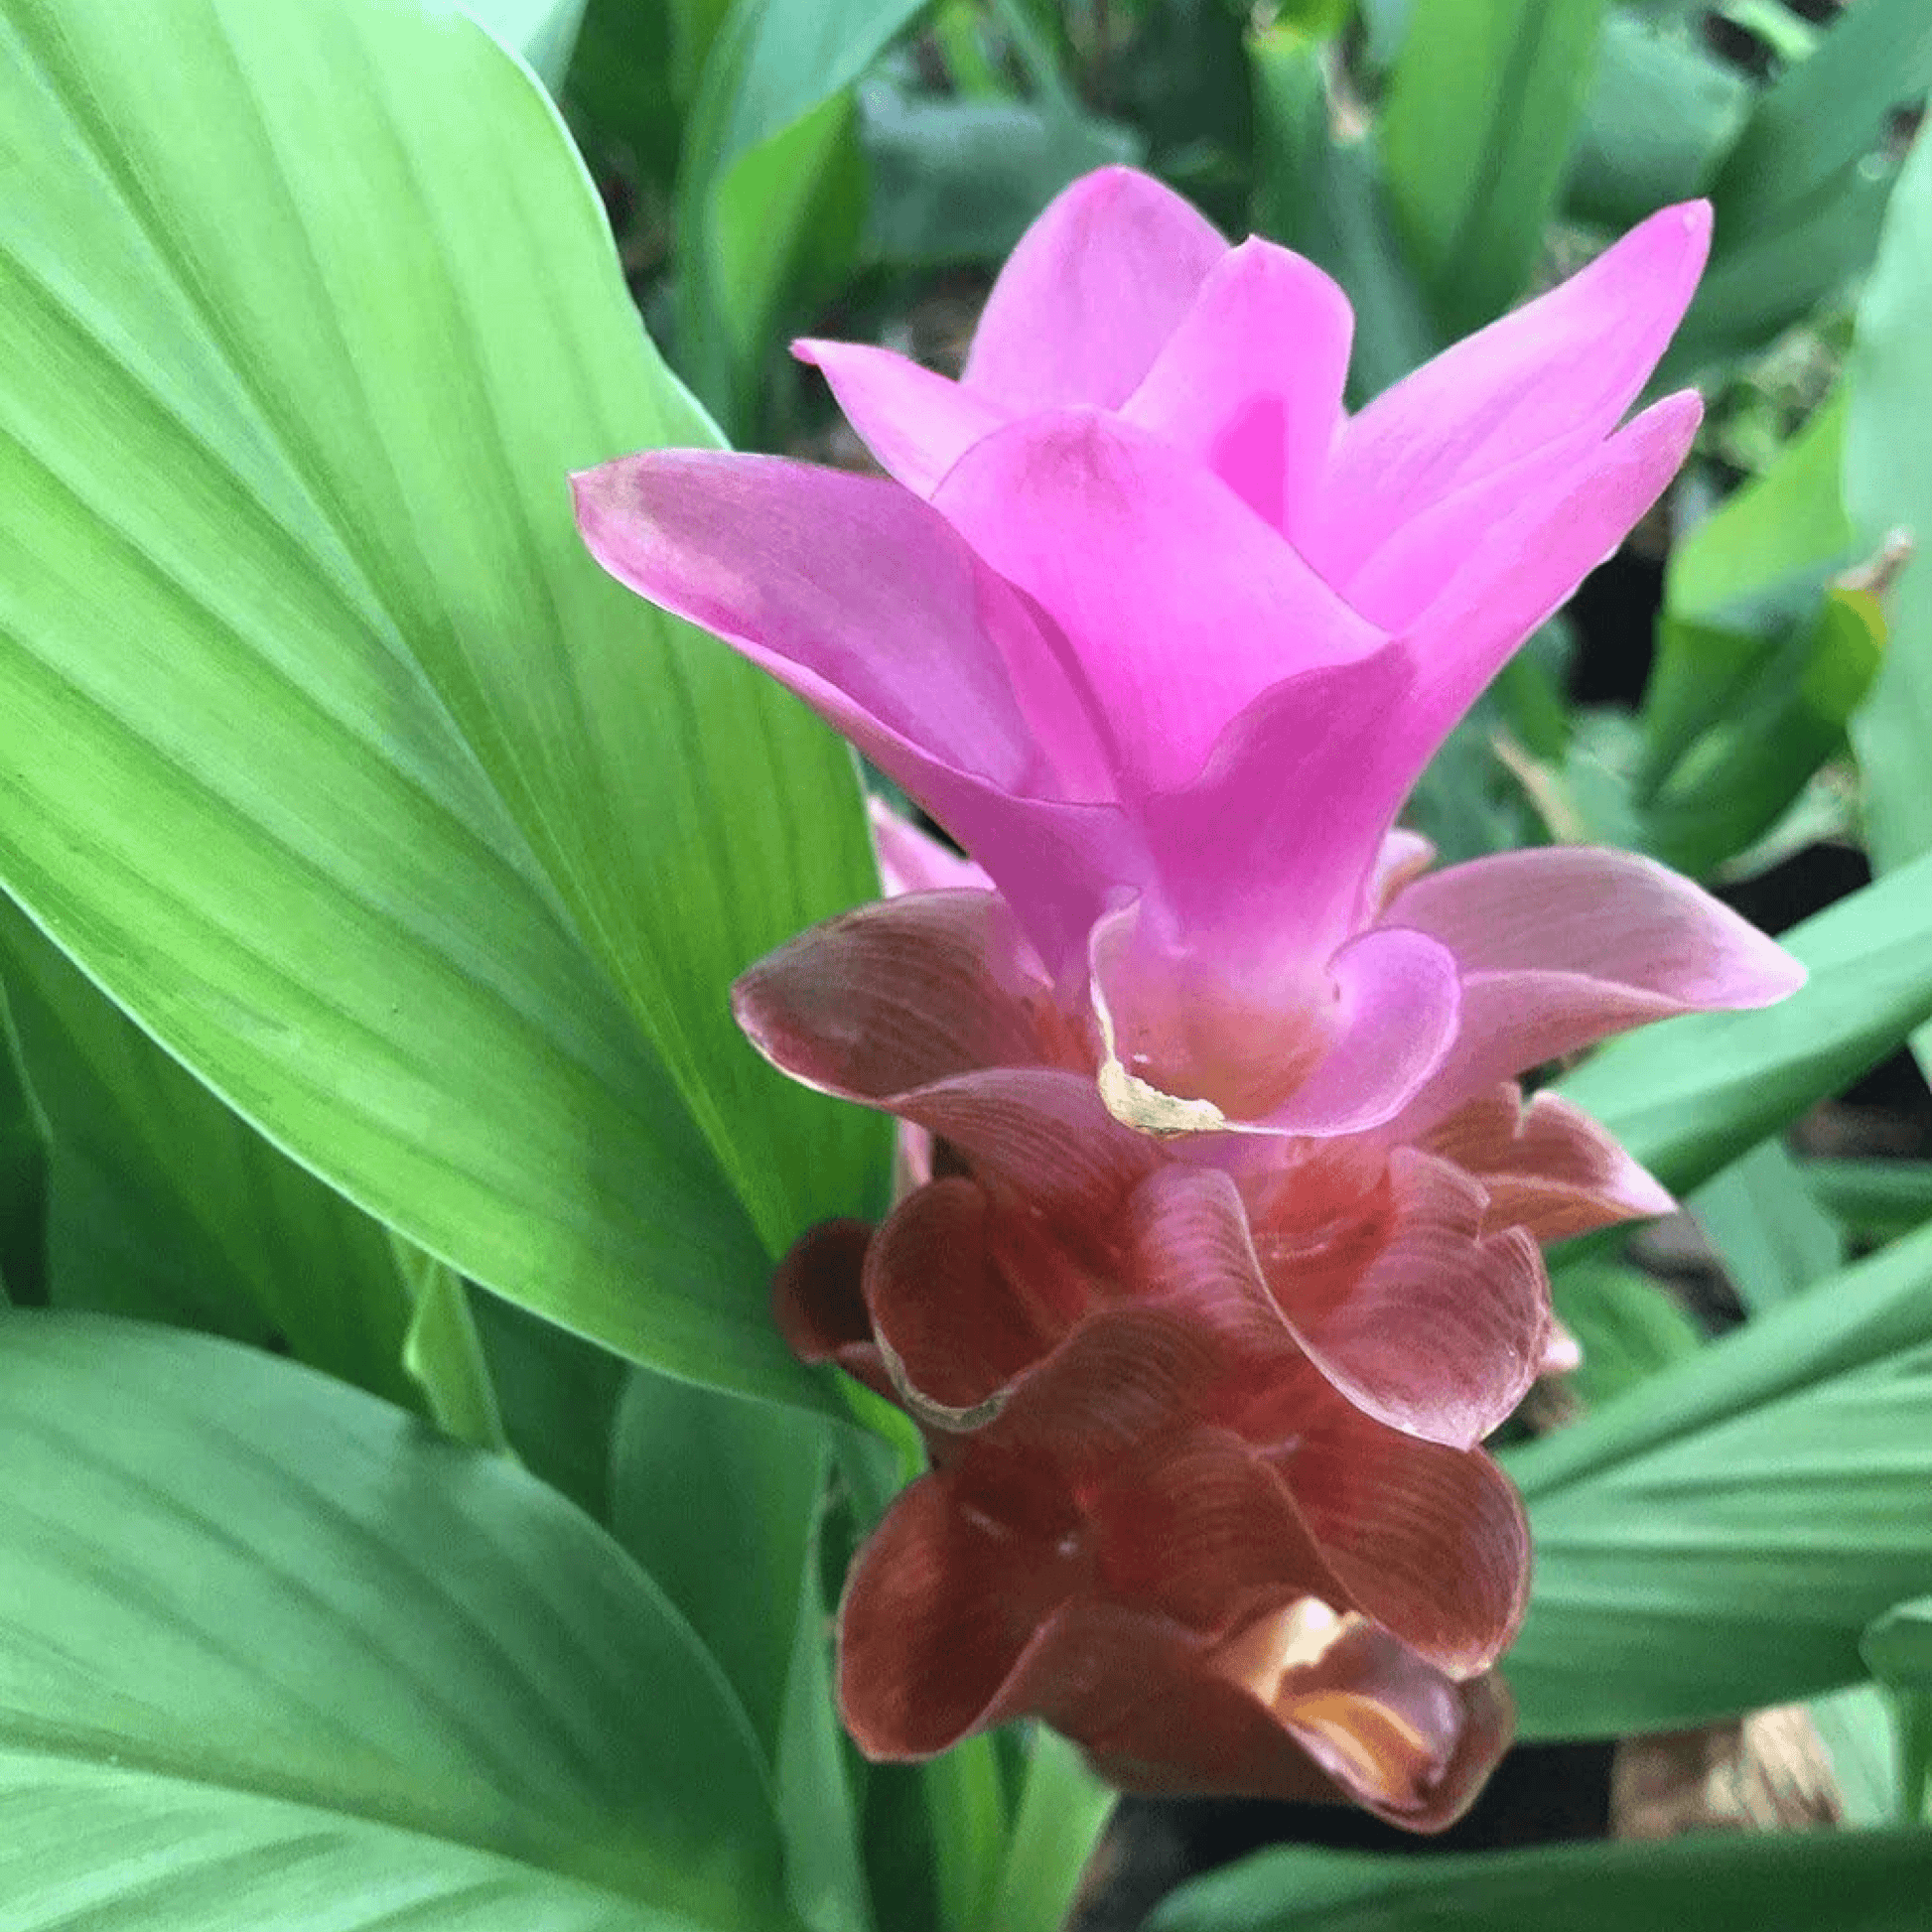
1148, 1829, 1932, 1932
1506, 1220, 1932, 1735
1381, 0, 1609, 334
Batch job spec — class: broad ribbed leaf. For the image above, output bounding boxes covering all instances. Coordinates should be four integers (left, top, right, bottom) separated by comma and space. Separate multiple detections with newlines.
0, 1311, 792, 1928
1505, 1220, 1932, 1735
0, 0, 887, 1410
1558, 846, 1932, 1194
1691, 1138, 1842, 1314
1147, 1829, 1932, 1932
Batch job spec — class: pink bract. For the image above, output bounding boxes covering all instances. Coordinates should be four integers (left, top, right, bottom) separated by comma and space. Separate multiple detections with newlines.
573, 168, 1806, 1817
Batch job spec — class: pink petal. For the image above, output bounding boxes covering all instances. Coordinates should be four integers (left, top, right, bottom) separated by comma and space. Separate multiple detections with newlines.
572, 450, 1103, 797
837, 1468, 1084, 1759
1385, 393, 1706, 785
963, 166, 1228, 411
732, 892, 1065, 1107
1122, 236, 1354, 533
1248, 1148, 1548, 1449
932, 412, 1386, 792
860, 1178, 1065, 1419
794, 339, 1010, 496
869, 797, 990, 897
1261, 927, 1462, 1137
1085, 1433, 1338, 1637
1135, 644, 1425, 967
770, 1217, 896, 1404
1423, 1085, 1676, 1242
900, 1068, 1164, 1221
1303, 202, 1712, 580
574, 452, 1137, 968
1383, 844, 1806, 1126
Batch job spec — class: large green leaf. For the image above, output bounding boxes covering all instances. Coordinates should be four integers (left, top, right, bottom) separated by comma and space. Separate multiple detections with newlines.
0, 1311, 794, 1929
1147, 1829, 1932, 1932
1556, 845, 1932, 1195
1504, 1219, 1932, 1735
0, 0, 888, 1410
1380, 0, 1610, 335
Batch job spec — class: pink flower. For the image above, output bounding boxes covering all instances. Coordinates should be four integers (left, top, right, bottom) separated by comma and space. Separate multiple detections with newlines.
574, 168, 1798, 1154
572, 169, 1804, 1815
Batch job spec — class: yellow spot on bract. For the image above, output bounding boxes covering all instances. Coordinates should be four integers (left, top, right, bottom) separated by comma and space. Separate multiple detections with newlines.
1091, 971, 1229, 1139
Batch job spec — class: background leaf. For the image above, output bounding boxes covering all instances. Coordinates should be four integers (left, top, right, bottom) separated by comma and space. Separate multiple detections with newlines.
1505, 1219, 1932, 1736
1380, 0, 1609, 335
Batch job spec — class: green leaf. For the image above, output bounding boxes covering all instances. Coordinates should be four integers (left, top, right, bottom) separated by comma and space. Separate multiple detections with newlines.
0, 1310, 793, 1928
1556, 845, 1932, 1196
1805, 1158, 1932, 1245
1548, 1258, 1703, 1409
0, 0, 888, 1411
610, 1371, 830, 1757
1849, 123, 1932, 877
463, 0, 589, 88
675, 0, 925, 430
0, 987, 49, 1305
1691, 1137, 1843, 1315
986, 1731, 1112, 1932
1380, 0, 1610, 335
396, 1238, 508, 1449
1667, 385, 1856, 627
1865, 1598, 1932, 1689
1146, 1828, 1932, 1932
0, 893, 421, 1409
1567, 11, 1747, 228
1712, 0, 1932, 241
1661, 157, 1894, 386
1505, 1218, 1932, 1735
860, 84, 1139, 269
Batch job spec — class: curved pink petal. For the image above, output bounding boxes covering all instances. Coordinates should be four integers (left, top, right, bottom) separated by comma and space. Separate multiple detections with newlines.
869, 798, 990, 897
1383, 844, 1805, 1127
1262, 927, 1461, 1137
1122, 236, 1354, 533
838, 1468, 1085, 1760
1304, 201, 1712, 579
861, 1178, 1067, 1419
1135, 643, 1423, 967
963, 166, 1227, 411
733, 891, 1066, 1105
794, 339, 1011, 495
770, 1217, 896, 1403
1252, 1373, 1533, 1675
899, 1068, 1164, 1221
932, 412, 1386, 793
1247, 1148, 1548, 1449
572, 450, 1107, 797
1423, 1085, 1675, 1242
1385, 392, 1706, 789
574, 451, 1139, 969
